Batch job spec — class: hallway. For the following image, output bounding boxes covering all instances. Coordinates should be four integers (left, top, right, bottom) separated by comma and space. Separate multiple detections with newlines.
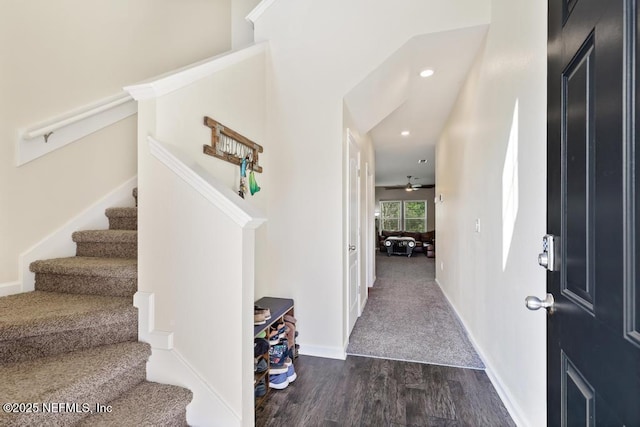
256, 253, 515, 426
255, 353, 514, 426
347, 253, 483, 368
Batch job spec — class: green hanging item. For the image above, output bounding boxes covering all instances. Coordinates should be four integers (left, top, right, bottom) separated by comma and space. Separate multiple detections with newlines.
249, 170, 261, 195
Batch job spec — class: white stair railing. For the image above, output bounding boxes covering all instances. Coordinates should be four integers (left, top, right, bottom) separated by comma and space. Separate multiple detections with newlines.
17, 92, 136, 166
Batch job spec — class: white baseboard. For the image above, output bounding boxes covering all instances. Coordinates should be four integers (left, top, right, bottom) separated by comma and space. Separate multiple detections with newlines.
135, 291, 241, 426
146, 348, 241, 427
0, 177, 137, 297
299, 342, 347, 360
434, 279, 528, 427
359, 293, 369, 314
483, 359, 528, 427
0, 282, 22, 297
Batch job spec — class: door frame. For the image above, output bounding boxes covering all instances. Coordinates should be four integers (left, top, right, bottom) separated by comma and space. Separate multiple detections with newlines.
366, 161, 376, 289
346, 129, 362, 338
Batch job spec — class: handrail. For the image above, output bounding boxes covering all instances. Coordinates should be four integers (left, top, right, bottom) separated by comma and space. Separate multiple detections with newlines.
148, 136, 266, 229
124, 43, 266, 101
23, 93, 133, 142
245, 0, 277, 24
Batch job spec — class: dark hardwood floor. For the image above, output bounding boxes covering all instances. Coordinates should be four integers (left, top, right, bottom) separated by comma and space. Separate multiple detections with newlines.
256, 355, 515, 426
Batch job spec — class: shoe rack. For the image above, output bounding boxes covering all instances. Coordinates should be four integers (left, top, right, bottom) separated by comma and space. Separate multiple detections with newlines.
254, 297, 295, 407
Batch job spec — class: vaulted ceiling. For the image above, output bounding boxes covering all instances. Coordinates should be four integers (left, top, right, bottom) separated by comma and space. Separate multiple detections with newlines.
344, 25, 489, 187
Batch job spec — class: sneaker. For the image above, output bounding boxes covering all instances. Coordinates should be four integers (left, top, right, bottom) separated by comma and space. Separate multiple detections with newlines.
255, 357, 268, 374
268, 329, 281, 345
293, 343, 300, 359
254, 338, 269, 358
269, 341, 288, 367
268, 372, 289, 390
255, 305, 271, 320
269, 364, 288, 375
271, 322, 286, 334
270, 356, 291, 374
286, 363, 297, 383
255, 379, 267, 397
284, 314, 297, 324
254, 312, 266, 325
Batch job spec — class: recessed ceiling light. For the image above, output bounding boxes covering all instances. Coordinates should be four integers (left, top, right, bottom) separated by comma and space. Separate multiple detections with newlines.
420, 69, 435, 78
401, 130, 410, 136
418, 159, 427, 164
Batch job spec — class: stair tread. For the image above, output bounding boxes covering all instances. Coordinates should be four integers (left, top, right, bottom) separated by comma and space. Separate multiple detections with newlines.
0, 291, 134, 341
73, 230, 137, 243
0, 341, 150, 404
78, 381, 192, 426
105, 207, 137, 218
30, 257, 137, 278
1, 188, 190, 424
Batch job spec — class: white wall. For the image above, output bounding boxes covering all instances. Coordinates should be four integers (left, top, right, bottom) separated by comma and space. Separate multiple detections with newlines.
232, 0, 261, 49
254, 0, 491, 357
435, 0, 547, 425
0, 0, 231, 285
151, 51, 271, 300
132, 48, 267, 425
375, 187, 436, 232
154, 54, 266, 193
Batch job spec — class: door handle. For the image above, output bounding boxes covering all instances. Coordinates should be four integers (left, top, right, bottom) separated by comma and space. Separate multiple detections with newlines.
525, 293, 555, 311
349, 245, 356, 251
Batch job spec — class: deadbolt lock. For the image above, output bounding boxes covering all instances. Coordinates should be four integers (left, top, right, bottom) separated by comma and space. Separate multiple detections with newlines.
538, 234, 559, 271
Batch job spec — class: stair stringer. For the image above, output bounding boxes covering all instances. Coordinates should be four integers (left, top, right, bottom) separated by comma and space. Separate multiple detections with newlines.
134, 291, 241, 427
0, 177, 137, 297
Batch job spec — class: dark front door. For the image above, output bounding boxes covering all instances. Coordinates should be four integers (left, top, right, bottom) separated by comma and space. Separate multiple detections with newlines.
547, 0, 640, 425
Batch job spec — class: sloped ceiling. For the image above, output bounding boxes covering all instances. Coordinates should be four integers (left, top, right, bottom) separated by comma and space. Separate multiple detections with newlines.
344, 25, 489, 187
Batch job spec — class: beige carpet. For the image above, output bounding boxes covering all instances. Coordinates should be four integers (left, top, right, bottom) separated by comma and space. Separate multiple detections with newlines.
0, 188, 192, 426
347, 253, 484, 369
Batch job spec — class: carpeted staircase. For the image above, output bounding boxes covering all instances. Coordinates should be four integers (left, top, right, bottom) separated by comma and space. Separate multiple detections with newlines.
0, 188, 193, 426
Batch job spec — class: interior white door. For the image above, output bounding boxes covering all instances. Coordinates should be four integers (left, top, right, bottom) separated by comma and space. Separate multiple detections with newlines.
348, 134, 360, 335
361, 162, 373, 313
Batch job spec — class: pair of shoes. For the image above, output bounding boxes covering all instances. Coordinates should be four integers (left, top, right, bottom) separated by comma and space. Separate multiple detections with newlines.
269, 372, 289, 389
286, 346, 296, 361
283, 315, 298, 359
269, 364, 288, 375
268, 323, 287, 345
254, 312, 267, 325
287, 363, 297, 383
255, 357, 268, 374
293, 343, 300, 359
254, 338, 269, 358
255, 305, 271, 320
267, 329, 281, 345
268, 364, 297, 390
269, 356, 293, 375
269, 340, 288, 368
255, 379, 267, 397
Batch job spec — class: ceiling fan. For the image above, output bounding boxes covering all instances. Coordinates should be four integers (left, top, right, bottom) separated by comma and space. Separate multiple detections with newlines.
383, 176, 435, 191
